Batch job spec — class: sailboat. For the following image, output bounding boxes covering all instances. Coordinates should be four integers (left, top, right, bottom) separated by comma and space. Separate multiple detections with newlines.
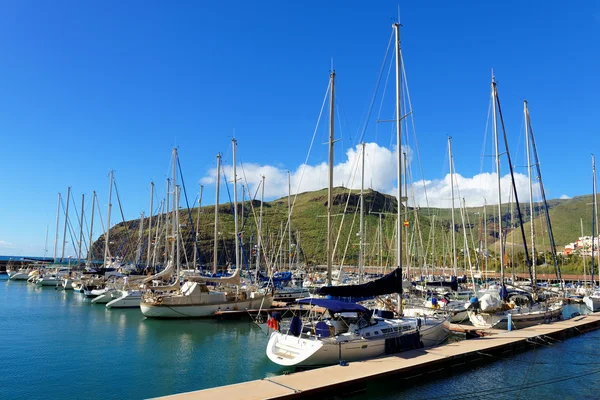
467, 87, 563, 330
266, 24, 448, 368
140, 145, 273, 318
584, 155, 600, 312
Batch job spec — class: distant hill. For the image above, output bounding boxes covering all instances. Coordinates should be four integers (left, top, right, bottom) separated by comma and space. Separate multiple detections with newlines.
92, 188, 592, 267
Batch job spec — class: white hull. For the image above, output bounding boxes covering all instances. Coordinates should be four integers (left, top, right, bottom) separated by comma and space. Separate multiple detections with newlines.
62, 279, 74, 290
9, 272, 31, 281
91, 289, 119, 304
106, 291, 142, 308
35, 277, 61, 287
266, 317, 449, 367
583, 295, 600, 312
468, 303, 563, 330
141, 295, 273, 318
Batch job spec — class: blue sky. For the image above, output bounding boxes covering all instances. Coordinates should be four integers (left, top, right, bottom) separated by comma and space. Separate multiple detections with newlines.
1, 1, 599, 257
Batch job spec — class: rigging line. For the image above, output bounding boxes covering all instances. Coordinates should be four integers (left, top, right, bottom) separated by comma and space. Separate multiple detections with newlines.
479, 93, 493, 181
400, 49, 429, 210
357, 29, 394, 145
112, 178, 137, 261
333, 150, 362, 274
290, 78, 331, 223
177, 156, 202, 268
332, 147, 362, 267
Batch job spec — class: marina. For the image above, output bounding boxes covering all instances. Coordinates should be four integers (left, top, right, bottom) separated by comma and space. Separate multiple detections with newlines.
1, 3, 600, 400
0, 274, 596, 400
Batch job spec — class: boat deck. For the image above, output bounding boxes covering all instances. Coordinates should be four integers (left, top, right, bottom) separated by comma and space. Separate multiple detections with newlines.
156, 312, 600, 400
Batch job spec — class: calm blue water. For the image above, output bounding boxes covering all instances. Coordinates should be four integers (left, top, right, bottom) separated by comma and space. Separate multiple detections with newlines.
0, 275, 286, 399
0, 274, 597, 399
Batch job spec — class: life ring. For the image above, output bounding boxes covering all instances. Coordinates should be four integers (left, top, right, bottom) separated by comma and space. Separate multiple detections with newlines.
156, 296, 163, 305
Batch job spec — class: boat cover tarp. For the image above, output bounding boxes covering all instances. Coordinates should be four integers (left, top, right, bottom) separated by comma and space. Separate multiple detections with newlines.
296, 298, 370, 313
315, 267, 403, 298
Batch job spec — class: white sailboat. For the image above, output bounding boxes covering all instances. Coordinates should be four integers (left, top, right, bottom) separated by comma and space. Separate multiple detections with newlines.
584, 154, 600, 312
267, 23, 449, 368
468, 84, 564, 329
141, 146, 273, 318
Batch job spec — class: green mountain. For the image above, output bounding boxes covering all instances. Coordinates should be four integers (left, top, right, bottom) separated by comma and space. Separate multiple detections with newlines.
91, 188, 590, 268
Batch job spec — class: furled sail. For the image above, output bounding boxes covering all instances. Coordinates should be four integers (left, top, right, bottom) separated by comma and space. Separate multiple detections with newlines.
316, 267, 402, 297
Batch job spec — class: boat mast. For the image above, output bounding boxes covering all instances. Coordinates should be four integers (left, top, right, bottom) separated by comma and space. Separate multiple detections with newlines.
87, 191, 96, 267
359, 143, 365, 284
104, 172, 114, 266
54, 192, 61, 262
484, 198, 488, 281
232, 139, 240, 270
593, 154, 598, 286
327, 70, 335, 285
257, 175, 265, 280
524, 101, 536, 286
136, 212, 145, 266
171, 148, 178, 274
147, 182, 154, 268
213, 153, 221, 273
491, 76, 504, 286
394, 22, 403, 314
61, 186, 71, 263
44, 226, 49, 259
77, 194, 85, 267
194, 185, 203, 270
448, 136, 457, 277
164, 178, 170, 265
581, 218, 587, 288
595, 154, 600, 284
288, 170, 292, 268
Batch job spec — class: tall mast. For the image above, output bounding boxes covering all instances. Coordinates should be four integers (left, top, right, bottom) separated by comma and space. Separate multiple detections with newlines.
327, 70, 335, 285
394, 22, 403, 314
61, 186, 71, 262
136, 212, 145, 266
171, 148, 178, 273
175, 186, 181, 278
484, 198, 488, 281
194, 185, 203, 270
164, 178, 170, 265
257, 175, 265, 277
581, 218, 587, 288
44, 226, 49, 259
288, 170, 292, 268
524, 101, 536, 286
593, 154, 598, 286
87, 191, 96, 267
104, 172, 114, 266
404, 152, 409, 275
595, 154, 600, 283
491, 76, 504, 285
359, 143, 365, 283
213, 153, 221, 273
232, 139, 240, 270
54, 193, 61, 262
147, 182, 154, 267
77, 194, 85, 267
448, 136, 457, 276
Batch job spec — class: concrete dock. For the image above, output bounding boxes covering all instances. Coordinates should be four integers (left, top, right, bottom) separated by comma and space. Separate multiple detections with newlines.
157, 312, 600, 400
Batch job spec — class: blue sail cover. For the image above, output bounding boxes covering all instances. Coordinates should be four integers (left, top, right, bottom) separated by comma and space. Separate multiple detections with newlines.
316, 267, 403, 298
296, 298, 370, 313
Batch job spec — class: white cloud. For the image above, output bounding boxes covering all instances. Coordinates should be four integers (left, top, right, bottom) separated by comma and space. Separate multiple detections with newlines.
411, 172, 540, 208
559, 194, 571, 200
201, 142, 410, 200
0, 240, 15, 249
200, 142, 541, 209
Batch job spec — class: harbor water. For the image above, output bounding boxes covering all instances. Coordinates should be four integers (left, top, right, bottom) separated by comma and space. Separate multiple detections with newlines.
1, 273, 597, 399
